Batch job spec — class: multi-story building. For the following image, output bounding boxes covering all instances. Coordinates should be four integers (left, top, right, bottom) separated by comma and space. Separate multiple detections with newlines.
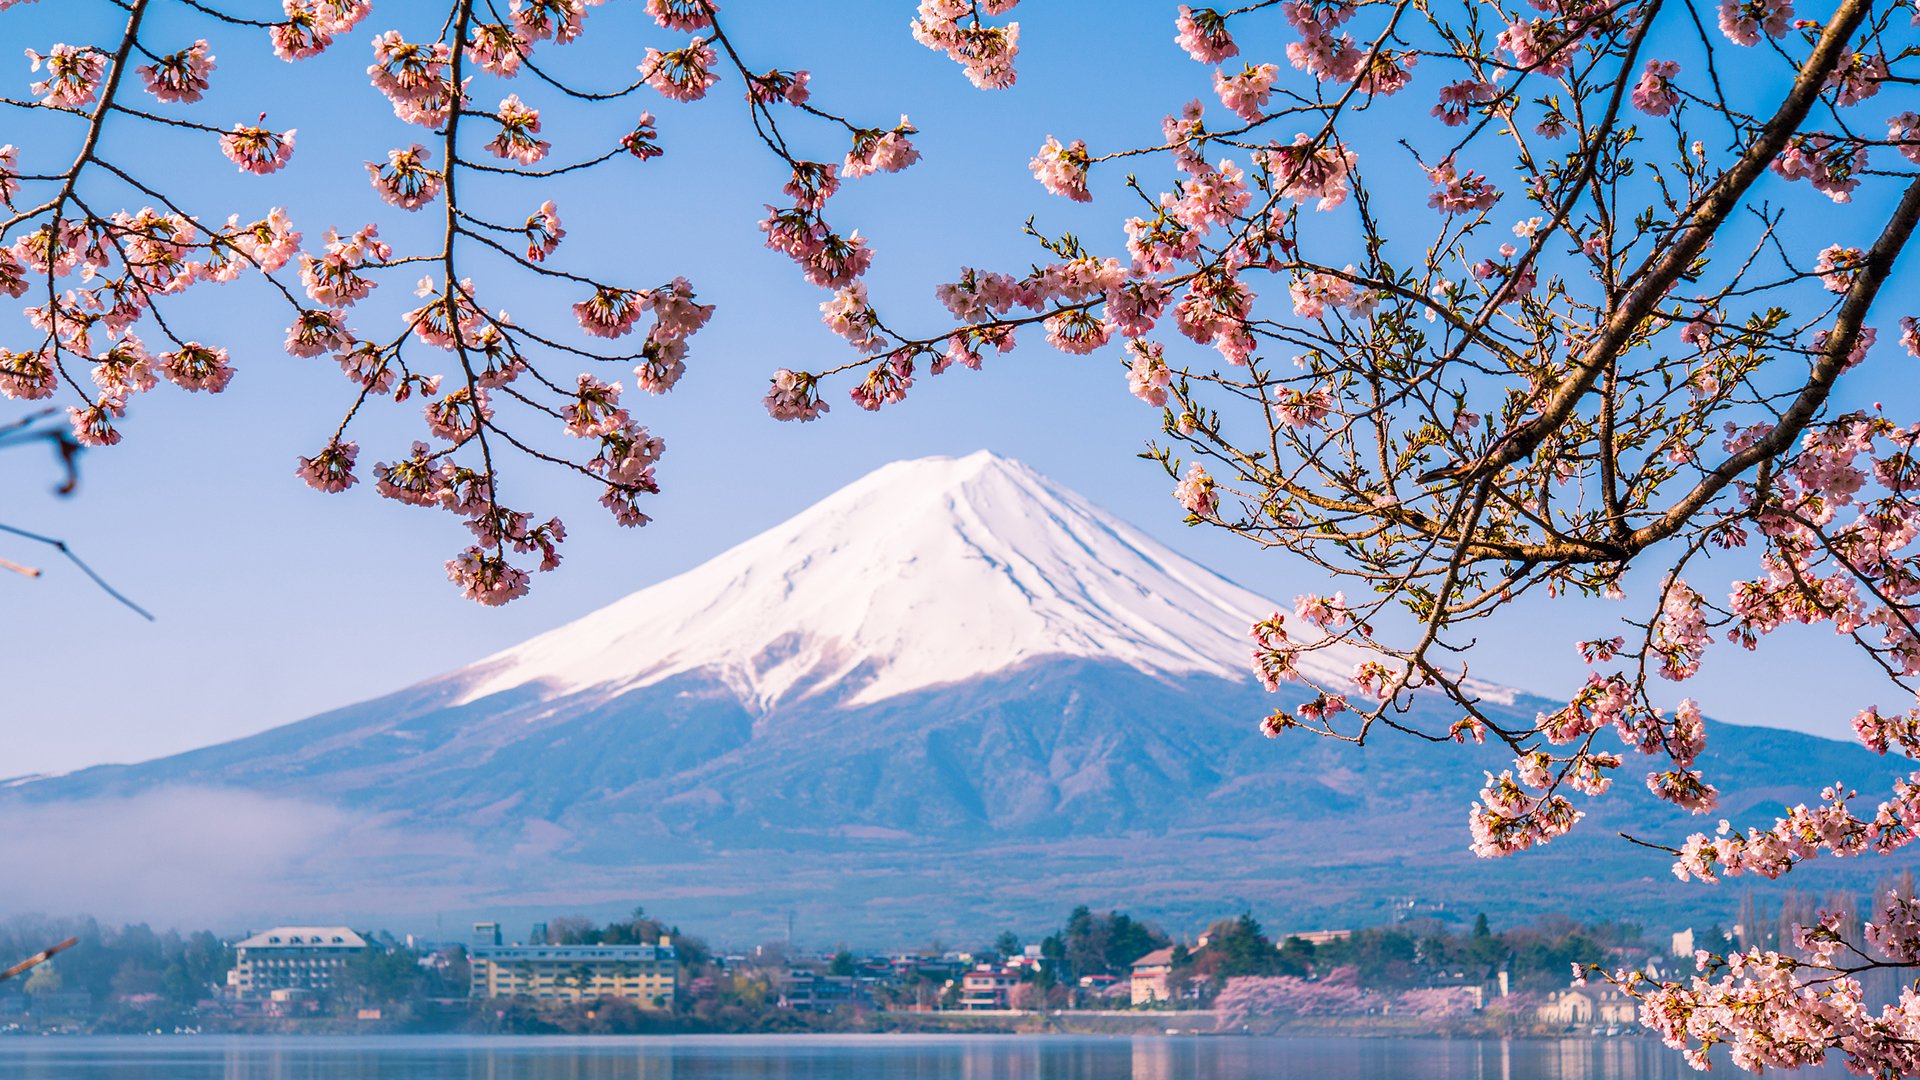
1129, 947, 1175, 1005
779, 970, 873, 1013
957, 964, 1018, 1010
468, 923, 677, 1007
231, 927, 371, 1000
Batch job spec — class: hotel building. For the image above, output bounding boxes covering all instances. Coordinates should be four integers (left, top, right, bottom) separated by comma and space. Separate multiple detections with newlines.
468, 922, 677, 1007
230, 926, 371, 999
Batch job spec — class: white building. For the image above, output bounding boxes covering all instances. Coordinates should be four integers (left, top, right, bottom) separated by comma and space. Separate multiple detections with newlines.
1537, 987, 1638, 1028
231, 927, 371, 1000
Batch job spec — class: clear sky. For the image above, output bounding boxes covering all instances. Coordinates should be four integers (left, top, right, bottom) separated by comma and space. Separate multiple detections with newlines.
1, 0, 1910, 776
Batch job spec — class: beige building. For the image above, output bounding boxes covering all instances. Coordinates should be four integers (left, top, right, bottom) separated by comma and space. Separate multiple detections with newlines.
1537, 987, 1638, 1028
231, 927, 370, 1000
1130, 947, 1175, 1006
468, 923, 676, 1007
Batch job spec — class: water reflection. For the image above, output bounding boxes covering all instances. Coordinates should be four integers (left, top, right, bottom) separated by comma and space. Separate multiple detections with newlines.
0, 1034, 1858, 1080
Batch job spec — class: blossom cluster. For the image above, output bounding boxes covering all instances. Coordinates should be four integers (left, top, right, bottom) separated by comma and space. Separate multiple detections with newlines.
1, 0, 750, 605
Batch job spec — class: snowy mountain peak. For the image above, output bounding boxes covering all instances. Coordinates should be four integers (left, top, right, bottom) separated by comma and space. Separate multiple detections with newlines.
452, 452, 1378, 710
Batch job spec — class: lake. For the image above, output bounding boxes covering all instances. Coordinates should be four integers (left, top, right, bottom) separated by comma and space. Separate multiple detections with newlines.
0, 1034, 1856, 1079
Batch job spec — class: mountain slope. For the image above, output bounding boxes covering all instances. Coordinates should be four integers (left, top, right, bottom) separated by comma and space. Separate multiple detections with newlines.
450, 451, 1392, 711
10, 452, 1913, 939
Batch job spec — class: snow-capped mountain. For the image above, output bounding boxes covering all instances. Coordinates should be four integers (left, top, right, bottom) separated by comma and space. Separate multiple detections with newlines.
6, 452, 1904, 938
454, 450, 1369, 711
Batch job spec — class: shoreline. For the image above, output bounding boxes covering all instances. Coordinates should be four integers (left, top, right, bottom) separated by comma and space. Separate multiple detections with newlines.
0, 1029, 1654, 1042
7, 1013, 1650, 1042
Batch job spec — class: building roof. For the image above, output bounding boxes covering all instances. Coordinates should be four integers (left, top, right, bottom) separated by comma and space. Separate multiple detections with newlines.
1131, 947, 1175, 970
472, 943, 675, 962
236, 927, 368, 949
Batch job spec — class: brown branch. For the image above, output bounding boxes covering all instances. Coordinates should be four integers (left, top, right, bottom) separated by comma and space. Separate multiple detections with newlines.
0, 938, 78, 983
1437, 0, 1874, 486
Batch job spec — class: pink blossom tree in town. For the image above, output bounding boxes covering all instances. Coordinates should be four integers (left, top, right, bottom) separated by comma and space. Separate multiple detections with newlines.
7, 0, 1920, 1071
1213, 967, 1380, 1029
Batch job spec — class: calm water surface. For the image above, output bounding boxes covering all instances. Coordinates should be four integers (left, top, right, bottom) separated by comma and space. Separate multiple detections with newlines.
0, 1034, 1855, 1079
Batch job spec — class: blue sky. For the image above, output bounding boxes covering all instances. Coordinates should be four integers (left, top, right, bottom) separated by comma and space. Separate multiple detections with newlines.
1, 0, 1910, 775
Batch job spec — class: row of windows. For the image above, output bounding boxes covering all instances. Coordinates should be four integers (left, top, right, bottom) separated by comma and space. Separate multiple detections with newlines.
479, 977, 670, 986
240, 959, 345, 967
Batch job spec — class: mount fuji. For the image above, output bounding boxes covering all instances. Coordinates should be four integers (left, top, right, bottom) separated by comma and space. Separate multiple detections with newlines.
7, 452, 1907, 940
452, 451, 1388, 711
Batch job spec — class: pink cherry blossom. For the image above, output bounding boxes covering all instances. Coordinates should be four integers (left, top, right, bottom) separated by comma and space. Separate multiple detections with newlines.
1815, 244, 1866, 293
271, 5, 337, 61
284, 308, 353, 357
911, 0, 1020, 90
1030, 136, 1092, 201
513, 0, 592, 44
1827, 50, 1886, 106
747, 68, 809, 107
25, 44, 105, 107
423, 386, 492, 441
1496, 19, 1572, 77
1043, 309, 1111, 354
366, 144, 441, 210
647, 277, 714, 340
220, 122, 297, 174
227, 207, 302, 272
764, 369, 830, 421
0, 143, 17, 207
487, 95, 548, 164
139, 40, 215, 103
1174, 6, 1238, 63
521, 200, 565, 262
1890, 113, 1920, 166
647, 0, 716, 32
367, 32, 449, 105
1266, 134, 1355, 210
641, 39, 718, 102
1125, 340, 1172, 406
1717, 0, 1793, 45
157, 342, 234, 393
634, 335, 687, 395
1632, 60, 1679, 116
466, 22, 527, 77
821, 283, 886, 353
1173, 461, 1218, 516
1106, 277, 1170, 337
1432, 80, 1493, 126
623, 113, 663, 160
573, 286, 645, 338
1214, 63, 1278, 122
849, 352, 914, 411
445, 547, 531, 606
842, 118, 921, 178
296, 439, 358, 493
372, 443, 445, 508
0, 348, 56, 400
68, 395, 125, 447
561, 374, 626, 438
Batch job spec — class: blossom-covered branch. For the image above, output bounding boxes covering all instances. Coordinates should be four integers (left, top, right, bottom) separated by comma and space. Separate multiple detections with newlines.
766, 1, 1920, 1070
2, 0, 929, 606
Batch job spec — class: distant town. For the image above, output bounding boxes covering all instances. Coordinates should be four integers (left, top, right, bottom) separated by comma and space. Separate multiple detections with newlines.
4, 893, 1890, 1038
